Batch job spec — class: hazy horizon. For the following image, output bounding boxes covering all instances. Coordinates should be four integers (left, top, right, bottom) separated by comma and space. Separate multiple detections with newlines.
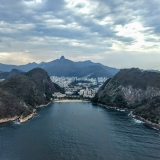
1, 55, 160, 71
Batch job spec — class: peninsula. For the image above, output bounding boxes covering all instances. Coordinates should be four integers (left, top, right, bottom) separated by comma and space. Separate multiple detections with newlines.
92, 68, 160, 129
0, 68, 56, 123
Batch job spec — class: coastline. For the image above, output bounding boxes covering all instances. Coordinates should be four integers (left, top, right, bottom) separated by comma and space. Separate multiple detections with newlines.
1, 100, 159, 130
0, 102, 52, 124
97, 103, 129, 111
95, 102, 160, 130
0, 100, 88, 124
19, 112, 36, 123
54, 99, 89, 102
130, 112, 160, 130
0, 116, 19, 124
36, 102, 51, 108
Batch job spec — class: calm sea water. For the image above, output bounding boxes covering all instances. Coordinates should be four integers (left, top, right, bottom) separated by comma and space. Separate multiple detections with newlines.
0, 102, 160, 160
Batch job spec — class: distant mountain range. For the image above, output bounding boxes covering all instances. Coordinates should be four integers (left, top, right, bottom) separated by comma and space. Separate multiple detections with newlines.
0, 69, 25, 79
0, 56, 119, 78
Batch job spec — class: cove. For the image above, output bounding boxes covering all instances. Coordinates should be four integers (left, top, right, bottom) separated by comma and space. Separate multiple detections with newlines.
0, 102, 160, 160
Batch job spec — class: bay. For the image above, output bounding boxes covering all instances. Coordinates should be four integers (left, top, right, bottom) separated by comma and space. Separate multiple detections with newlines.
0, 102, 160, 160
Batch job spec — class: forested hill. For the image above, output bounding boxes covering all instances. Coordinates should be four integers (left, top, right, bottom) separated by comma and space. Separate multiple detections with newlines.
93, 68, 160, 124
0, 68, 56, 121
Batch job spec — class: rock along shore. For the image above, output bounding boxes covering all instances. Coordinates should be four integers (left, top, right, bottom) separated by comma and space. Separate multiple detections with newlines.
96, 102, 160, 130
0, 102, 51, 124
130, 112, 160, 130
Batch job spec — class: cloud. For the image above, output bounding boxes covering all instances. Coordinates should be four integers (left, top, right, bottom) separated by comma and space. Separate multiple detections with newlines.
0, 0, 159, 70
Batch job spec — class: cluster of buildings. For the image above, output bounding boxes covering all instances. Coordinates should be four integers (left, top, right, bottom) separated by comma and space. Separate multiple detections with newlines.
51, 76, 107, 99
50, 76, 106, 88
50, 76, 75, 88
78, 88, 97, 98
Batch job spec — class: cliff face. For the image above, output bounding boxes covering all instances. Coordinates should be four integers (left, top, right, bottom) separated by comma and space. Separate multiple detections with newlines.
0, 68, 56, 120
97, 68, 160, 105
98, 83, 160, 105
95, 68, 160, 123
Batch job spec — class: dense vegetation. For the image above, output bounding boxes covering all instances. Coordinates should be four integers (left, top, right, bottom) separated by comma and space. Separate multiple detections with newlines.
92, 94, 127, 108
0, 68, 56, 119
133, 96, 160, 124
113, 68, 160, 90
53, 82, 65, 94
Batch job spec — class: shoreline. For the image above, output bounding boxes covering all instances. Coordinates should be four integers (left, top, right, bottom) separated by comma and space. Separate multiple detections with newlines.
0, 116, 19, 124
54, 99, 89, 102
130, 112, 160, 130
96, 103, 129, 111
0, 100, 88, 124
95, 102, 160, 130
1, 100, 159, 130
0, 102, 52, 124
19, 112, 36, 123
36, 102, 52, 108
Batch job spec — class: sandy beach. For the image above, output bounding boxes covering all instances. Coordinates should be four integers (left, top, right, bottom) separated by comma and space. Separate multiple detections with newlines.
54, 99, 89, 103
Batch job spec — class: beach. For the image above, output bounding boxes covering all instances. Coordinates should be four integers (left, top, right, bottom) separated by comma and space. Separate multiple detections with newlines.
54, 99, 89, 103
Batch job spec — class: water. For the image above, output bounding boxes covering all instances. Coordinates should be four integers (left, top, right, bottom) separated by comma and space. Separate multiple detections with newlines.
0, 102, 160, 160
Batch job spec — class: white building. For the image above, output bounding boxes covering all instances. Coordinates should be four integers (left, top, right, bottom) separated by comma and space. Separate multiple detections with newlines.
79, 90, 84, 95
53, 92, 66, 98
65, 91, 73, 95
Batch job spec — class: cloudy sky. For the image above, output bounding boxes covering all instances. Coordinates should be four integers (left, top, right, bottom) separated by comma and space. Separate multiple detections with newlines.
0, 0, 160, 70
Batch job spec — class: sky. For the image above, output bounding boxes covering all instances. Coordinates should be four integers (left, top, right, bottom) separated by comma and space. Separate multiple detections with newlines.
0, 0, 160, 70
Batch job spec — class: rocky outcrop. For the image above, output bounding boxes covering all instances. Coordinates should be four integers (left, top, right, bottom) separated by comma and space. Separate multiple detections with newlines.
97, 68, 160, 105
99, 83, 160, 105
94, 68, 160, 124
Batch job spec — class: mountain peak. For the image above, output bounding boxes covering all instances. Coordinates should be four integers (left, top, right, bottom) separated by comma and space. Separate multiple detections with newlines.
60, 56, 65, 60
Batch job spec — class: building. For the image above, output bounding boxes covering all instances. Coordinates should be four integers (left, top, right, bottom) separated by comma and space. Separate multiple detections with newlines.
53, 92, 66, 99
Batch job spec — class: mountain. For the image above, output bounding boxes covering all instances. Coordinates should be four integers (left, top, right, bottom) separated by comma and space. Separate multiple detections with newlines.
147, 69, 160, 73
38, 56, 118, 78
0, 68, 56, 122
0, 69, 25, 79
76, 65, 111, 78
94, 68, 160, 124
0, 62, 39, 72
76, 60, 118, 76
0, 56, 119, 78
41, 56, 78, 77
